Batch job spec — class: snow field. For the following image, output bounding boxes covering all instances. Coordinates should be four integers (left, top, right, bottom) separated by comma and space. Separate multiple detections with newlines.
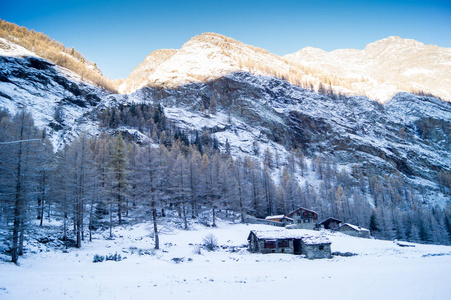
1, 222, 451, 300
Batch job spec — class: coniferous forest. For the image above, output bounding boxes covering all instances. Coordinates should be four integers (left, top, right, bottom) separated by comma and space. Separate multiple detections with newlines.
1, 108, 451, 264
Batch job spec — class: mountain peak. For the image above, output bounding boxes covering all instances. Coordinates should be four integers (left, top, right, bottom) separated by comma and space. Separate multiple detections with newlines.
188, 32, 238, 44
284, 36, 451, 102
364, 36, 425, 53
120, 32, 292, 92
119, 48, 177, 93
120, 33, 450, 103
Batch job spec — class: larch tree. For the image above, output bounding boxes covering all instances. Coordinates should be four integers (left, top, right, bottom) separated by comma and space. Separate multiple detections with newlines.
135, 144, 164, 249
55, 133, 97, 248
0, 110, 47, 263
109, 133, 129, 226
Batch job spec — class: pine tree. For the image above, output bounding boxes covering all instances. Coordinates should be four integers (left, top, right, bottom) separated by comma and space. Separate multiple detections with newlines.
369, 210, 379, 233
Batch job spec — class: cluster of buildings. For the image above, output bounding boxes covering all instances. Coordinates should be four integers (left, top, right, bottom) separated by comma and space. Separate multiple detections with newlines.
247, 207, 371, 259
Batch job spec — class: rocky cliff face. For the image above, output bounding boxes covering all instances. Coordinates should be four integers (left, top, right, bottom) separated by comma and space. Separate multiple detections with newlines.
129, 72, 450, 205
0, 38, 110, 149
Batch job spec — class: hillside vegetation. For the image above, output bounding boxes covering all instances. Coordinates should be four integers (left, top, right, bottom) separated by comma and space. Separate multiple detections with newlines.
0, 19, 117, 92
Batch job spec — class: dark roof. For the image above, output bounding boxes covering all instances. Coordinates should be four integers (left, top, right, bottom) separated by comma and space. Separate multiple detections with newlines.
319, 217, 342, 225
287, 207, 318, 217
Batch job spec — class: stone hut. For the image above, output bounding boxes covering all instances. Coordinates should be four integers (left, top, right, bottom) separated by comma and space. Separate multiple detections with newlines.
265, 215, 293, 226
319, 217, 342, 230
287, 207, 319, 229
247, 229, 331, 259
301, 235, 333, 259
337, 223, 371, 238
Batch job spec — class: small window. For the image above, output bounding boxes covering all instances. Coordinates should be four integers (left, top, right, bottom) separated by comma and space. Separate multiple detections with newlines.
278, 240, 289, 248
304, 219, 310, 223
319, 245, 324, 250
264, 240, 276, 249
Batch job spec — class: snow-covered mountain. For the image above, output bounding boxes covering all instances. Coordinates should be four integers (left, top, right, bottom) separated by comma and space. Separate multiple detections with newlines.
0, 34, 450, 207
119, 33, 301, 94
284, 36, 451, 103
120, 34, 451, 104
0, 38, 111, 149
129, 72, 450, 206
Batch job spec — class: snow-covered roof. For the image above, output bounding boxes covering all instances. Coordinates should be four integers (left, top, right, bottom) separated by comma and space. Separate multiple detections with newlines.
301, 235, 332, 245
341, 223, 370, 232
265, 215, 293, 221
248, 230, 331, 245
265, 215, 285, 220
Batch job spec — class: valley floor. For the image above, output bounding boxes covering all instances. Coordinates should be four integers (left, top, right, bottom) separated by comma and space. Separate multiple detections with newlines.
1, 222, 450, 300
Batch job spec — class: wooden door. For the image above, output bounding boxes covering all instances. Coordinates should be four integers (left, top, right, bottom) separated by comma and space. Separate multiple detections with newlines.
293, 239, 302, 255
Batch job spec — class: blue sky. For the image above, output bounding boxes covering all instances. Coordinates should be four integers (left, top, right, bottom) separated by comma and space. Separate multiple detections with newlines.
2, 0, 450, 79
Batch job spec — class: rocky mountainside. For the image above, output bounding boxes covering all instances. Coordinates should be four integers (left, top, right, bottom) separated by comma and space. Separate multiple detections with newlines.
129, 72, 450, 206
0, 38, 110, 149
0, 35, 450, 208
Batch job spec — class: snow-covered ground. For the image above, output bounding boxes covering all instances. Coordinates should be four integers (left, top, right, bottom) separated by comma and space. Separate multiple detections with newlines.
1, 221, 450, 300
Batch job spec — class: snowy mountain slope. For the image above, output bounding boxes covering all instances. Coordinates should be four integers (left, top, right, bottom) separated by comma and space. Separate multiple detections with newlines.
121, 34, 450, 104
120, 33, 305, 93
119, 49, 178, 94
284, 36, 451, 103
0, 38, 110, 149
0, 37, 450, 207
1, 221, 450, 299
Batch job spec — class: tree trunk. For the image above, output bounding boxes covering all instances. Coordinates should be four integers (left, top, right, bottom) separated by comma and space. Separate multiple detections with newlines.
109, 203, 113, 239
152, 208, 159, 250
183, 202, 188, 230
89, 198, 94, 242
117, 194, 122, 225
19, 222, 24, 256
76, 199, 82, 248
11, 121, 24, 264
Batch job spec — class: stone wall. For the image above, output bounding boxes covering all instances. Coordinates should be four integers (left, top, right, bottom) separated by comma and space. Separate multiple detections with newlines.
248, 234, 295, 254
302, 243, 332, 259
337, 227, 371, 239
287, 222, 316, 230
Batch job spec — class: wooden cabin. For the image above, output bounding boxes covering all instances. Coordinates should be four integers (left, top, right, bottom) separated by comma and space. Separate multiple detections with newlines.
287, 207, 319, 229
337, 223, 371, 238
264, 215, 293, 226
319, 217, 342, 230
247, 229, 331, 259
